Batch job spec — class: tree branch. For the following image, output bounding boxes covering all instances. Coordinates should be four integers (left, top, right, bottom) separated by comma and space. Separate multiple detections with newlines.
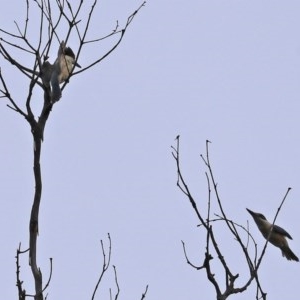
92, 233, 113, 300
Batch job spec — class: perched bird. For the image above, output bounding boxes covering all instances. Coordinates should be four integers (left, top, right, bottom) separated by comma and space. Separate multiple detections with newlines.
247, 208, 299, 261
50, 41, 81, 102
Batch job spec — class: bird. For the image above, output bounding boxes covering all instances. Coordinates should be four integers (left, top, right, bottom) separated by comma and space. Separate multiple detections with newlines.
246, 208, 299, 262
50, 41, 81, 102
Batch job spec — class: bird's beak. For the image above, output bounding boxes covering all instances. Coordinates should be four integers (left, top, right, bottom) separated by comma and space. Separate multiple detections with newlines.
246, 208, 255, 216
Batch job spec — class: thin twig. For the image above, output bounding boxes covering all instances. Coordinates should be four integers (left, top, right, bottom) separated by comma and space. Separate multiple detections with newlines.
91, 233, 112, 300
140, 285, 149, 300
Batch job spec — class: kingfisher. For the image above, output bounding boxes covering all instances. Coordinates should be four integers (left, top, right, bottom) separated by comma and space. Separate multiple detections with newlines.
50, 41, 81, 102
247, 208, 298, 261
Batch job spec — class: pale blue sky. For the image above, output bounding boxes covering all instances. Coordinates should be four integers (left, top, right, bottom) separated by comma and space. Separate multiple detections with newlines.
1, 1, 300, 299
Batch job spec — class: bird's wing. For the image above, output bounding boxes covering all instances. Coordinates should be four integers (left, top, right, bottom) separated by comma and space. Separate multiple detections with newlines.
273, 224, 293, 239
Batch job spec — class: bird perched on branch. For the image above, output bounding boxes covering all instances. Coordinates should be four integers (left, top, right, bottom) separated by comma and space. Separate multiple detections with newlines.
247, 208, 299, 261
50, 40, 81, 102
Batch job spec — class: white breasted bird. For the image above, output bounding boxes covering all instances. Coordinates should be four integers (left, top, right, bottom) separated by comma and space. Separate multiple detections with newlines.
247, 208, 298, 261
50, 41, 81, 102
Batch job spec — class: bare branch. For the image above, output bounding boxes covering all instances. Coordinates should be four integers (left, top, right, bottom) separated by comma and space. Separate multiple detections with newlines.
42, 258, 53, 293
91, 233, 113, 300
171, 135, 207, 227
73, 1, 145, 76
24, 0, 30, 37
16, 243, 28, 300
112, 265, 120, 300
181, 240, 205, 270
140, 285, 149, 300
0, 68, 28, 117
0, 43, 36, 78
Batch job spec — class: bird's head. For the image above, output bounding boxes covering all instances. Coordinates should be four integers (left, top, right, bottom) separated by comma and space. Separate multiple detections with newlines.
63, 46, 81, 68
246, 208, 267, 221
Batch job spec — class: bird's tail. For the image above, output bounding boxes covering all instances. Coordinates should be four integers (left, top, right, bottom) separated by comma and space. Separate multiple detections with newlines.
50, 72, 62, 102
281, 246, 299, 262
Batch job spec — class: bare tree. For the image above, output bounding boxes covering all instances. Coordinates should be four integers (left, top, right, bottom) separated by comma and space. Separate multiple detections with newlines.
0, 1, 147, 299
172, 136, 291, 300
